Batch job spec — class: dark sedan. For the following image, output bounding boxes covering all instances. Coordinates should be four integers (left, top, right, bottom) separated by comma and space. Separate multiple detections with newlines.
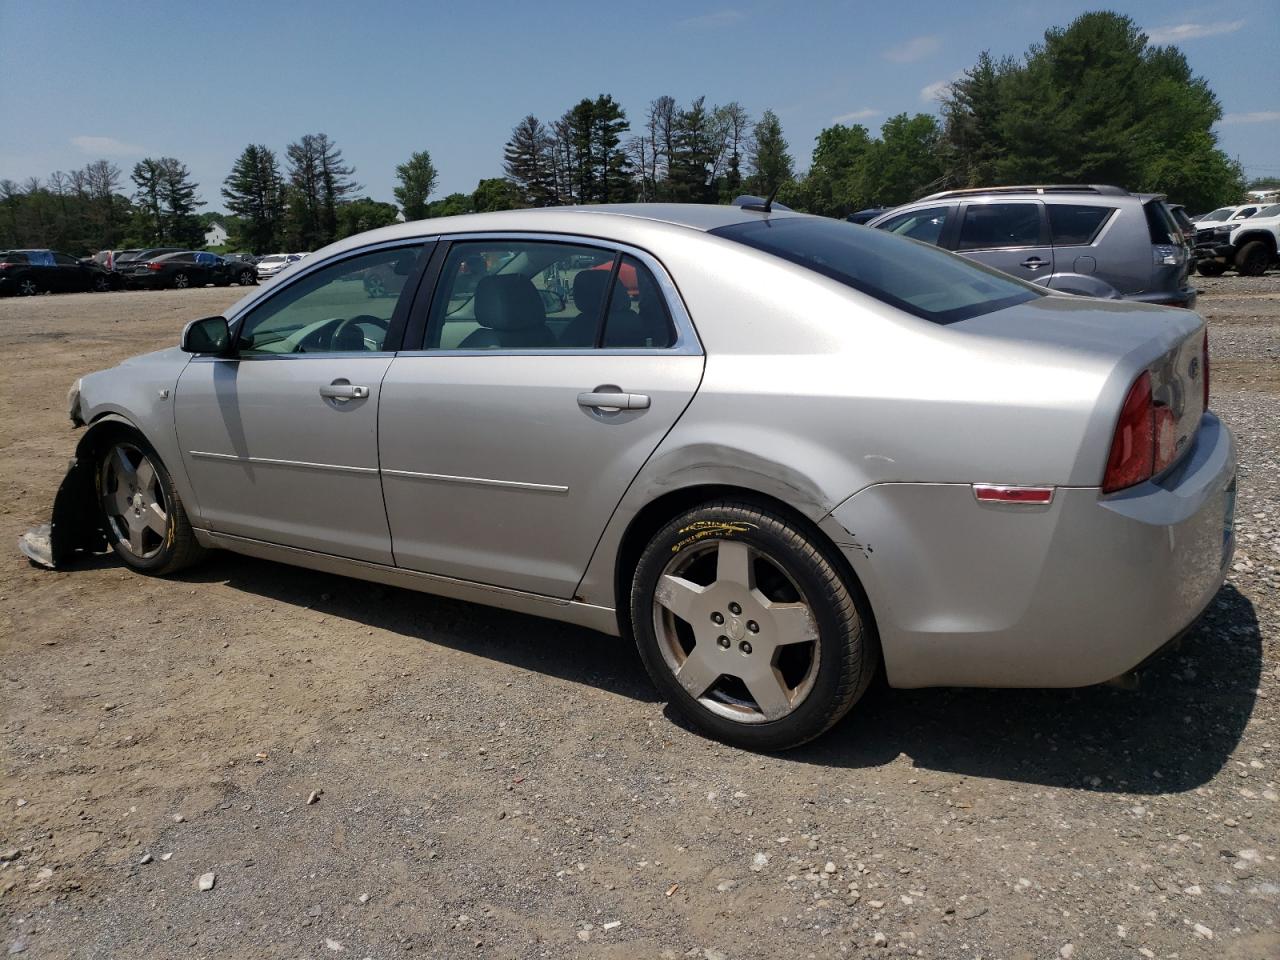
0, 249, 116, 295
120, 251, 256, 290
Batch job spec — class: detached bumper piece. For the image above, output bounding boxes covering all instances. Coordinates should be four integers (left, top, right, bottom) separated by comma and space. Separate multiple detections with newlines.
17, 457, 106, 569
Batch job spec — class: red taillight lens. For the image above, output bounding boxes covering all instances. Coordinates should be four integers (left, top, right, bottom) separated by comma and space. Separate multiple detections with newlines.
147, 262, 162, 271
1102, 371, 1154, 493
0, 262, 11, 270
1202, 329, 1210, 411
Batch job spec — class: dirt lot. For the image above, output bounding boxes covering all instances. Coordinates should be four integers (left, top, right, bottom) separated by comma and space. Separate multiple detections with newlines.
2, 280, 1278, 960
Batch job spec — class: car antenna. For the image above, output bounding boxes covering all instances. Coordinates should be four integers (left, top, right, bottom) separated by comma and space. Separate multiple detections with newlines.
762, 182, 781, 213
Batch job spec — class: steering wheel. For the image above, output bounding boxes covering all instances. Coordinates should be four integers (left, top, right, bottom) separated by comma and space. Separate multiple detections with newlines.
330, 314, 390, 351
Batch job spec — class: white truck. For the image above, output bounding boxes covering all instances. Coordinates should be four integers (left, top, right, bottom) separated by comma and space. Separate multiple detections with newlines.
1194, 203, 1279, 276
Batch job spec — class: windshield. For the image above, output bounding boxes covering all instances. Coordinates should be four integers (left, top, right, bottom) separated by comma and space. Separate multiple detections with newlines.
1257, 204, 1280, 219
1204, 208, 1234, 221
259, 256, 286, 264
710, 216, 1042, 325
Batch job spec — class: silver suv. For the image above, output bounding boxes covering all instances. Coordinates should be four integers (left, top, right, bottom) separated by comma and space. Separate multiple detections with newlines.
867, 185, 1196, 309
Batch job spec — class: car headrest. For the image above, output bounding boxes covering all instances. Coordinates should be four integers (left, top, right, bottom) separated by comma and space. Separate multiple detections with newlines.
474, 275, 546, 331
572, 270, 610, 317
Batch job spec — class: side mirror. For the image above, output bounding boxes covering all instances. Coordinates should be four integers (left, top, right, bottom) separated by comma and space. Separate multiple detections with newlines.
181, 315, 231, 355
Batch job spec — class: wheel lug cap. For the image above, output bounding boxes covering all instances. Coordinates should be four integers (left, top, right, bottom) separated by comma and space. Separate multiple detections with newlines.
739, 641, 752, 655
711, 612, 724, 625
717, 636, 731, 649
728, 602, 742, 615
747, 620, 759, 634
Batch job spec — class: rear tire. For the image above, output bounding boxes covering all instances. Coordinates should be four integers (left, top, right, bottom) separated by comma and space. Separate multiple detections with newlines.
16, 275, 41, 296
630, 500, 877, 751
1235, 241, 1270, 277
97, 436, 206, 575
238, 270, 256, 286
1196, 261, 1226, 277
171, 272, 190, 289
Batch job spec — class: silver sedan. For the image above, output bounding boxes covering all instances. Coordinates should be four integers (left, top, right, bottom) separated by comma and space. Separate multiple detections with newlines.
23, 204, 1236, 750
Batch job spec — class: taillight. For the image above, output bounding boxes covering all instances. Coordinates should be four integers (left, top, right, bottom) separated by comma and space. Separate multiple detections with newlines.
1202, 329, 1210, 410
0, 262, 10, 270
147, 262, 163, 271
1102, 372, 1154, 493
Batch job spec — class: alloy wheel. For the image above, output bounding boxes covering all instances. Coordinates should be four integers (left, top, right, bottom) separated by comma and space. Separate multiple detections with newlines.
100, 443, 169, 560
18, 278, 38, 296
652, 538, 820, 723
173, 273, 189, 289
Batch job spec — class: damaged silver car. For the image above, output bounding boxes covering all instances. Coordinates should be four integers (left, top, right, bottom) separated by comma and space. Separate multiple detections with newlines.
22, 203, 1235, 750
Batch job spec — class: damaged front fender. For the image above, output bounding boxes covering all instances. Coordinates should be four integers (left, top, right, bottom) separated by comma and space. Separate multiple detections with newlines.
18, 454, 108, 570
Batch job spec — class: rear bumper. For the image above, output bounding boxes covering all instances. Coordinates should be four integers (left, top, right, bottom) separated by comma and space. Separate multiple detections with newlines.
822, 412, 1236, 689
1127, 285, 1198, 309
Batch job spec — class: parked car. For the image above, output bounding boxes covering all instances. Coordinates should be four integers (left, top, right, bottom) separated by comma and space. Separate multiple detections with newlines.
0, 249, 116, 295
221, 253, 259, 267
867, 185, 1196, 308
118, 251, 251, 290
846, 207, 890, 225
255, 254, 299, 281
1195, 204, 1263, 231
1194, 203, 1280, 277
24, 205, 1233, 751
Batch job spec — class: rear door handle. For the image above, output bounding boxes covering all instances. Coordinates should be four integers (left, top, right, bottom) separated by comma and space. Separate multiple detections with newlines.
320, 382, 369, 401
1020, 257, 1048, 269
577, 391, 650, 411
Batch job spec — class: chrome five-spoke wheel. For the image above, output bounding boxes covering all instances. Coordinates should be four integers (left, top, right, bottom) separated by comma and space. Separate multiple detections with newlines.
654, 538, 820, 723
100, 442, 169, 560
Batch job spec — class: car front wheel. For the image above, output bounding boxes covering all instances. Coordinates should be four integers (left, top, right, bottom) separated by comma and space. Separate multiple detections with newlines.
1235, 240, 1271, 277
16, 276, 40, 296
1197, 261, 1226, 277
630, 501, 877, 750
171, 272, 190, 289
98, 438, 205, 575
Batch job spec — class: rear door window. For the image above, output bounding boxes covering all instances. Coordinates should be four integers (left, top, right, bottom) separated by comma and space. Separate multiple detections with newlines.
1048, 205, 1114, 246
956, 203, 1043, 251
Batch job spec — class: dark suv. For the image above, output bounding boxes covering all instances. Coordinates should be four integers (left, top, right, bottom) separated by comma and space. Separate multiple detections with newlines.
867, 185, 1196, 309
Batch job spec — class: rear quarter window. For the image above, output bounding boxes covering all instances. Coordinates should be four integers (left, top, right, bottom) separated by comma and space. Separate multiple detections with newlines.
711, 216, 1042, 325
1048, 205, 1114, 246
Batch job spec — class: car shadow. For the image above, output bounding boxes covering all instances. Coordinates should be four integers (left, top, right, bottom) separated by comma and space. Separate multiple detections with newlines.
183, 553, 1259, 793
788, 584, 1262, 794
182, 552, 660, 704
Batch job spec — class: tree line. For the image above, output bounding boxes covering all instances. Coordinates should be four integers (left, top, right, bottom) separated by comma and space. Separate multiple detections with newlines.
0, 12, 1246, 256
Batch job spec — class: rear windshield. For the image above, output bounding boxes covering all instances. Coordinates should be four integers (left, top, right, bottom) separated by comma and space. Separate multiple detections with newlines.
710, 216, 1042, 325
0, 252, 29, 264
1143, 201, 1178, 244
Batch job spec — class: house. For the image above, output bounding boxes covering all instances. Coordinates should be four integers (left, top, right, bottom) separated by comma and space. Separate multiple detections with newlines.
203, 220, 228, 248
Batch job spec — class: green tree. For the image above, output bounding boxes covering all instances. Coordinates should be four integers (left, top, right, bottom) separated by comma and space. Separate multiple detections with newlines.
426, 192, 474, 218
130, 158, 165, 244
668, 96, 719, 203
941, 51, 1008, 188
222, 144, 285, 254
394, 150, 438, 220
335, 197, 400, 238
747, 109, 794, 198
864, 113, 944, 205
799, 123, 873, 217
158, 157, 204, 247
503, 115, 556, 206
286, 133, 359, 249
472, 177, 522, 213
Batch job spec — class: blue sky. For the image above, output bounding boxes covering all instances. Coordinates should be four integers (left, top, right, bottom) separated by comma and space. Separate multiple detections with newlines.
1, 0, 1276, 209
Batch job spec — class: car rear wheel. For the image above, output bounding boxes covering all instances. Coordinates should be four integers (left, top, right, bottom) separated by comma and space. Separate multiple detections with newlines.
1197, 261, 1226, 277
238, 270, 255, 286
91, 273, 111, 292
630, 501, 877, 750
16, 276, 40, 296
172, 272, 190, 289
1235, 241, 1271, 277
97, 438, 205, 575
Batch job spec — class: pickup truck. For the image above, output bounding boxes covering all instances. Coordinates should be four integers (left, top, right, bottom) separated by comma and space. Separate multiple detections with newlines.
1194, 203, 1280, 277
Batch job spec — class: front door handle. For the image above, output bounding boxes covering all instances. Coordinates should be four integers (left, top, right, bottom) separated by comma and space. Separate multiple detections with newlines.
577, 390, 651, 411
320, 381, 370, 401
1020, 256, 1048, 269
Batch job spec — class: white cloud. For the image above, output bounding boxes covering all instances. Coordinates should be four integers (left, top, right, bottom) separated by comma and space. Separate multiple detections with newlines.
676, 8, 743, 29
70, 135, 143, 157
883, 35, 941, 63
832, 108, 878, 123
1145, 19, 1244, 43
1222, 111, 1280, 125
919, 78, 955, 103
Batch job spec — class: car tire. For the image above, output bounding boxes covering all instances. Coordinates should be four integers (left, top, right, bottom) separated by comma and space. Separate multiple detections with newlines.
630, 500, 877, 751
1196, 261, 1226, 277
172, 272, 190, 289
238, 270, 256, 286
1235, 241, 1270, 277
97, 436, 206, 575
16, 276, 41, 296
91, 273, 111, 292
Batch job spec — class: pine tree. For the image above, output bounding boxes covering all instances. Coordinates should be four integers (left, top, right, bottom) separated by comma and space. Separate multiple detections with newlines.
503, 117, 555, 206
286, 133, 358, 249
222, 145, 284, 253
748, 110, 793, 197
131, 159, 165, 244
395, 150, 438, 220
668, 97, 718, 203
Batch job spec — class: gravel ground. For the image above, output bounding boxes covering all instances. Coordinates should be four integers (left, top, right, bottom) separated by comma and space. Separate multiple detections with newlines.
1, 278, 1277, 960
